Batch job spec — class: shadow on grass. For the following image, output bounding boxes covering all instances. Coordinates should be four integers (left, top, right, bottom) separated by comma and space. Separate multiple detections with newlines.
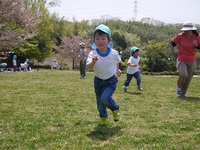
179, 96, 200, 102
87, 124, 122, 141
126, 91, 142, 95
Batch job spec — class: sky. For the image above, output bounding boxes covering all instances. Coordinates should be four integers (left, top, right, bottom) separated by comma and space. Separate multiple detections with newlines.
48, 0, 200, 24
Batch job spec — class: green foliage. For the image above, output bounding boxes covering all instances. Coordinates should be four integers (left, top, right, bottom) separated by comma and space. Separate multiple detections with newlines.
0, 0, 41, 50
15, 39, 41, 59
144, 40, 170, 72
73, 21, 79, 35
64, 23, 75, 37
124, 32, 141, 48
36, 9, 55, 61
112, 31, 127, 51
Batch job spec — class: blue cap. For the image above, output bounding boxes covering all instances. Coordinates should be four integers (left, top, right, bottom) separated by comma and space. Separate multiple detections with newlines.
25, 59, 29, 63
130, 46, 139, 56
13, 55, 17, 59
91, 24, 113, 49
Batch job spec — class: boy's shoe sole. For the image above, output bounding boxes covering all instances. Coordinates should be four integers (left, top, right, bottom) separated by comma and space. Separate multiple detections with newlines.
113, 110, 120, 122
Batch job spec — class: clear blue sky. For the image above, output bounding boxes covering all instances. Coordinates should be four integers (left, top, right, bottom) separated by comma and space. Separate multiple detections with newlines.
48, 0, 200, 24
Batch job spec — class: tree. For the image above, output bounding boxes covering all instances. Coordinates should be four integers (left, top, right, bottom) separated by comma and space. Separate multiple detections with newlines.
23, 0, 61, 62
0, 0, 41, 50
36, 10, 55, 62
144, 40, 168, 74
57, 36, 91, 70
112, 31, 127, 51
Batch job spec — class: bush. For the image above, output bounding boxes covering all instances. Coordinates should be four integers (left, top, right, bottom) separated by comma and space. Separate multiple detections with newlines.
32, 65, 51, 69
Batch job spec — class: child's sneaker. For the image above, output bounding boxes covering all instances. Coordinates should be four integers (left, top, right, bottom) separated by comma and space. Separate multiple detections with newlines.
101, 117, 107, 124
123, 86, 127, 92
179, 93, 186, 98
112, 110, 120, 122
79, 76, 85, 79
137, 86, 143, 91
176, 87, 181, 95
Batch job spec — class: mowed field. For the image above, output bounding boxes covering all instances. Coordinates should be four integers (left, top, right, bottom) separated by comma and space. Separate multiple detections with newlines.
0, 70, 200, 150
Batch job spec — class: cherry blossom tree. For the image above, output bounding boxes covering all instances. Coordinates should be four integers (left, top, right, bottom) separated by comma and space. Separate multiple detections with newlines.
57, 36, 91, 70
0, 0, 40, 50
0, 0, 60, 51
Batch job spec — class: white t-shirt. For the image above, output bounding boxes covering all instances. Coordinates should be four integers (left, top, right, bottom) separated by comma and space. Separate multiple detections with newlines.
1, 63, 7, 67
86, 49, 121, 80
80, 48, 86, 61
52, 62, 58, 68
13, 59, 17, 66
126, 56, 140, 74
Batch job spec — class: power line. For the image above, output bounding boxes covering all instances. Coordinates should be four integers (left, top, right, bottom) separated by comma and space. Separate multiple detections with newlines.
48, 0, 200, 24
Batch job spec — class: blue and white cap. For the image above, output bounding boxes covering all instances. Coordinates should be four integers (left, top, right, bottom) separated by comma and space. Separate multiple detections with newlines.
91, 24, 113, 49
130, 46, 139, 56
13, 55, 17, 59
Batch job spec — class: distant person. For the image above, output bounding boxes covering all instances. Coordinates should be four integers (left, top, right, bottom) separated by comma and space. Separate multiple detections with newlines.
52, 59, 58, 70
1, 63, 7, 71
24, 59, 30, 71
171, 21, 200, 97
79, 42, 86, 79
61, 60, 65, 70
123, 46, 143, 92
20, 59, 30, 72
13, 55, 17, 72
86, 24, 122, 124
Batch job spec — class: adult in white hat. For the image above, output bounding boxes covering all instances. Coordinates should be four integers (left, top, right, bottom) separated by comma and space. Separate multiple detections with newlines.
171, 21, 200, 97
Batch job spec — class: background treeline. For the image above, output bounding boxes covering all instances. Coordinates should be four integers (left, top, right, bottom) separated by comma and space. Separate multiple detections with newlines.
1, 0, 200, 74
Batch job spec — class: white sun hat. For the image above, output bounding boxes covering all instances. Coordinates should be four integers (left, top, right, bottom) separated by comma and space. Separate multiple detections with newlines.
181, 21, 197, 31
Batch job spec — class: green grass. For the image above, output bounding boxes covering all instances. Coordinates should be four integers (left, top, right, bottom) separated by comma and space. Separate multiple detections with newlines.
0, 70, 200, 150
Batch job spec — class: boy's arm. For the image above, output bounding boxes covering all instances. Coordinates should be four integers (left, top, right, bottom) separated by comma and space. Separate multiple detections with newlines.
116, 63, 121, 77
87, 55, 99, 69
128, 62, 137, 67
87, 61, 96, 69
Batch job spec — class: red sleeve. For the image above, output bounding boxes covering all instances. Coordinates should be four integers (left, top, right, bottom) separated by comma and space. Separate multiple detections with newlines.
172, 33, 182, 44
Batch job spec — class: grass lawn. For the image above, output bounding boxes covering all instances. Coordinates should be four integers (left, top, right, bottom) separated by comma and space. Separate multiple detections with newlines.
0, 70, 200, 150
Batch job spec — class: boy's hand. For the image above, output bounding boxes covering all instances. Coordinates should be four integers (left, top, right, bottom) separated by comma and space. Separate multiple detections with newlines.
138, 66, 142, 72
116, 69, 121, 77
92, 55, 99, 63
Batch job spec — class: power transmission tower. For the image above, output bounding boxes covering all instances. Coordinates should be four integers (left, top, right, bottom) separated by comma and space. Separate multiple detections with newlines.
134, 0, 137, 21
